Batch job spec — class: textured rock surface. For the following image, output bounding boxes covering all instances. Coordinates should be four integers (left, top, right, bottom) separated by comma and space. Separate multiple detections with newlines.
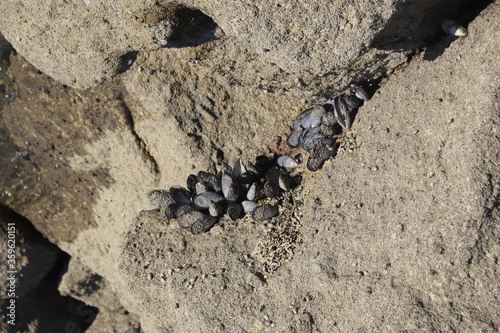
59, 258, 141, 333
0, 0, 180, 89
0, 0, 459, 90
119, 3, 499, 332
180, 0, 450, 75
0, 1, 497, 332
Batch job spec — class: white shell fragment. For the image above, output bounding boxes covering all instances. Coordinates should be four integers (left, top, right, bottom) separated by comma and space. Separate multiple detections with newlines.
442, 20, 467, 37
277, 155, 299, 169
355, 87, 370, 101
241, 200, 257, 213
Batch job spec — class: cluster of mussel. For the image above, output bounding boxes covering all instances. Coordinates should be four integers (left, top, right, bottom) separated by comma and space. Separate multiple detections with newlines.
148, 156, 300, 235
287, 86, 370, 171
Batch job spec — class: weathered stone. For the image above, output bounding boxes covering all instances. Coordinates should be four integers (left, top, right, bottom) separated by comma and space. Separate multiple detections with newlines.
0, 1, 498, 332
0, 205, 59, 297
59, 259, 141, 333
119, 3, 499, 332
0, 1, 179, 89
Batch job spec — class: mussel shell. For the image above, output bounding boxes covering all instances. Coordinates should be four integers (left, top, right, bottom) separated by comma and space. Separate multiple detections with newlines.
251, 204, 279, 221
246, 182, 261, 201
148, 189, 174, 207
163, 204, 177, 219
241, 200, 257, 213
278, 173, 291, 191
186, 174, 198, 193
174, 203, 196, 218
263, 181, 281, 198
227, 203, 242, 220
195, 181, 208, 195
208, 200, 223, 217
294, 106, 325, 130
277, 155, 299, 169
344, 95, 363, 109
190, 214, 217, 235
220, 162, 232, 176
321, 111, 337, 126
301, 133, 325, 152
171, 188, 192, 204
287, 130, 302, 148
293, 108, 313, 131
221, 174, 233, 198
355, 87, 370, 101
226, 182, 241, 203
442, 20, 467, 36
333, 96, 351, 129
306, 140, 338, 172
194, 192, 225, 208
232, 159, 247, 179
197, 171, 222, 192
246, 163, 261, 176
177, 211, 204, 229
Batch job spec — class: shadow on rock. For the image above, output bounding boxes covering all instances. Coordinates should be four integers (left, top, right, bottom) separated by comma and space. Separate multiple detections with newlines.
167, 6, 222, 48
0, 205, 98, 332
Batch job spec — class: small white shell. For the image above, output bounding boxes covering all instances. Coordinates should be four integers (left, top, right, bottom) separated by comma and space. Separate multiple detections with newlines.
221, 174, 232, 198
277, 156, 299, 169
442, 20, 467, 37
241, 200, 257, 213
247, 182, 260, 201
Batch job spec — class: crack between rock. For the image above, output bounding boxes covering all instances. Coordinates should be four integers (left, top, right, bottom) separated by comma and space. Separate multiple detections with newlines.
121, 102, 161, 179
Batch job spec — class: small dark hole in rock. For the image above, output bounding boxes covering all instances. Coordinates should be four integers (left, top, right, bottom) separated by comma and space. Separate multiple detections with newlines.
167, 7, 221, 48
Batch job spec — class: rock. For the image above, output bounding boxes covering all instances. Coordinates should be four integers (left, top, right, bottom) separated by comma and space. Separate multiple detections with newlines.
0, 1, 498, 332
59, 258, 141, 333
0, 205, 98, 333
0, 1, 180, 89
123, 42, 299, 165
119, 3, 499, 332
180, 0, 448, 75
0, 204, 59, 297
0, 52, 150, 330
0, 0, 452, 91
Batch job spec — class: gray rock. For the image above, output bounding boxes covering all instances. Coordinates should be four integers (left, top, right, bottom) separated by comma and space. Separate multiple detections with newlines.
0, 2, 498, 333
119, 3, 499, 331
0, 1, 180, 89
0, 205, 59, 297
179, 0, 450, 76
59, 259, 140, 333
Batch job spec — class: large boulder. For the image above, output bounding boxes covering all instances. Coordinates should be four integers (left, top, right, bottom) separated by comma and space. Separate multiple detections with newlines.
0, 0, 463, 89
119, 3, 499, 332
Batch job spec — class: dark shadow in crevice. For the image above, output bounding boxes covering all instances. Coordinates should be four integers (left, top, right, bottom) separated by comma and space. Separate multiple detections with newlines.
0, 204, 98, 333
372, 0, 467, 52
117, 51, 139, 75
423, 0, 494, 61
166, 6, 221, 48
371, 0, 493, 61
